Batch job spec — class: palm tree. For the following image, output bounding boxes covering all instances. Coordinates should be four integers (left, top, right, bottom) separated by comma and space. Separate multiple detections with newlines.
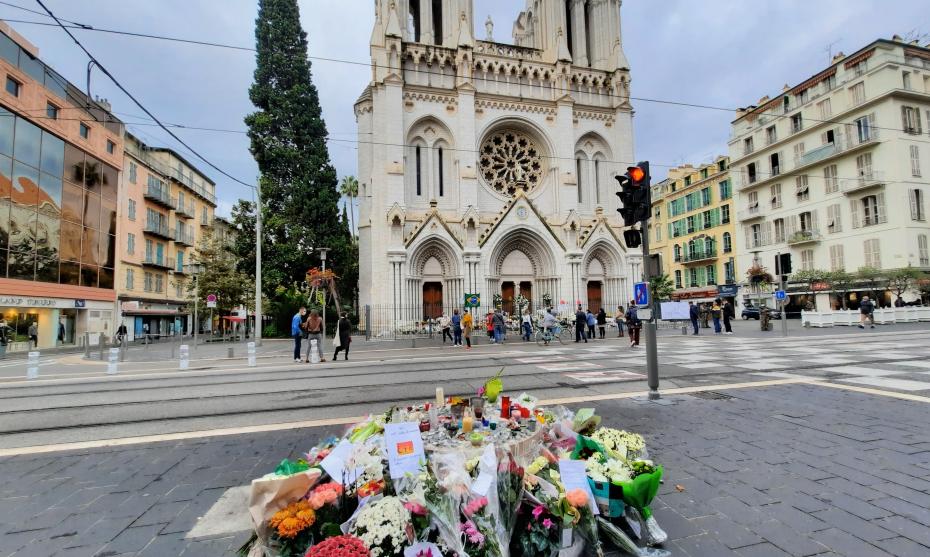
339, 175, 359, 239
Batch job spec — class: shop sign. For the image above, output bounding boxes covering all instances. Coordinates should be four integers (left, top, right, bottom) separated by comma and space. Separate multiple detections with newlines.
717, 284, 739, 297
74, 300, 86, 308
0, 296, 66, 308
121, 301, 140, 311
812, 281, 831, 291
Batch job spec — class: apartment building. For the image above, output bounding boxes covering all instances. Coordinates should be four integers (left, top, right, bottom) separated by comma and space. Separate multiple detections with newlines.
729, 37, 930, 308
651, 157, 737, 302
117, 133, 216, 338
0, 23, 124, 351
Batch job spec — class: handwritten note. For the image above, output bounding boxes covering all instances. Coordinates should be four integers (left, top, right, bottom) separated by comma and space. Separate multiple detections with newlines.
558, 459, 599, 515
384, 422, 426, 479
320, 439, 363, 485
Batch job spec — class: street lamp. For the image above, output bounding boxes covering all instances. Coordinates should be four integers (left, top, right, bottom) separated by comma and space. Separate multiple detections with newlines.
185, 263, 205, 348
310, 247, 329, 353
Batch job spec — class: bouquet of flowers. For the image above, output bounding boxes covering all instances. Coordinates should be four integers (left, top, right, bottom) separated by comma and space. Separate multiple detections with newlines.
478, 369, 503, 404
305, 534, 370, 557
350, 496, 412, 557
461, 495, 502, 557
267, 500, 317, 556
590, 427, 646, 460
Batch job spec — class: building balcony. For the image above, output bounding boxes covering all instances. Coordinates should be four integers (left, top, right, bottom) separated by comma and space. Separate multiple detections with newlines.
144, 185, 175, 209
174, 199, 195, 219
787, 229, 822, 245
143, 256, 173, 269
737, 207, 765, 222
174, 231, 195, 247
144, 220, 175, 240
682, 248, 717, 264
840, 171, 886, 195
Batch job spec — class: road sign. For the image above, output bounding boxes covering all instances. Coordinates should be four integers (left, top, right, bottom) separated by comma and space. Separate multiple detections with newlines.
634, 282, 650, 306
206, 294, 217, 308
774, 290, 787, 301
464, 293, 480, 308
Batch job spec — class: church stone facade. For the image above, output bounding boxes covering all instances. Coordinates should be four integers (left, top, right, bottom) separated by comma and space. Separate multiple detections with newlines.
355, 0, 639, 329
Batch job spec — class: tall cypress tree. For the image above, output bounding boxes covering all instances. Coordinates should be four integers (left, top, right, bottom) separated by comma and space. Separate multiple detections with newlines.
245, 0, 353, 303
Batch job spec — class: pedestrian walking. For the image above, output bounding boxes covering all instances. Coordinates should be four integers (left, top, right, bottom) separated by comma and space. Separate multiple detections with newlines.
57, 321, 65, 344
521, 309, 533, 341
291, 307, 306, 362
615, 305, 625, 337
700, 303, 710, 329
451, 309, 463, 346
574, 305, 588, 343
625, 301, 642, 348
462, 310, 473, 349
586, 309, 597, 340
596, 307, 607, 339
304, 310, 325, 362
711, 299, 723, 334
332, 312, 352, 361
859, 296, 876, 329
486, 312, 495, 342
492, 309, 506, 344
116, 322, 128, 344
0, 318, 8, 358
723, 300, 734, 335
689, 301, 699, 335
439, 313, 453, 343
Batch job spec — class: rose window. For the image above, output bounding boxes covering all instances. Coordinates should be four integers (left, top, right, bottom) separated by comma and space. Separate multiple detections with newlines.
478, 131, 544, 196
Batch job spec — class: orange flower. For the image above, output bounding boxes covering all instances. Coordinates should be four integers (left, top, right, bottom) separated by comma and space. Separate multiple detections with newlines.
269, 507, 294, 529
277, 516, 304, 539
296, 508, 316, 526
566, 488, 589, 508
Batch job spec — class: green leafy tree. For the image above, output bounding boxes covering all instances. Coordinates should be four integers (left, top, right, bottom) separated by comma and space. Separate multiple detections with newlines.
856, 266, 884, 302
825, 270, 855, 309
230, 199, 257, 279
187, 230, 250, 316
648, 273, 674, 302
887, 266, 923, 304
244, 0, 354, 306
790, 269, 829, 310
339, 175, 358, 239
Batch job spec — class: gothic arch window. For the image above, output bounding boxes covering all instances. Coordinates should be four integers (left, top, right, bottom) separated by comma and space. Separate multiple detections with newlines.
406, 118, 454, 202
575, 155, 584, 203
593, 153, 606, 205
574, 134, 612, 209
478, 129, 545, 196
433, 140, 451, 198
415, 145, 423, 196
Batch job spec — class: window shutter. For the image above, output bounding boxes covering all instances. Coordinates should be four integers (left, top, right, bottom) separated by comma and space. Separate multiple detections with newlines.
833, 204, 842, 232
911, 189, 919, 220
851, 199, 860, 228
744, 225, 752, 247
811, 209, 819, 232
873, 240, 881, 268
876, 192, 887, 223
789, 215, 798, 234
917, 108, 923, 135
763, 221, 773, 245
902, 106, 910, 131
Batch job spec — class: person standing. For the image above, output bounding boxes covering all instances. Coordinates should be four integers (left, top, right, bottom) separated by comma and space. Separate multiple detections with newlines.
586, 309, 597, 340
615, 305, 625, 338
689, 301, 700, 335
462, 310, 473, 350
859, 296, 875, 329
711, 299, 723, 335
574, 305, 588, 343
596, 307, 607, 339
291, 307, 306, 362
723, 300, 734, 335
521, 309, 533, 342
58, 321, 65, 344
492, 309, 506, 344
625, 302, 642, 348
486, 312, 495, 342
116, 322, 128, 344
332, 312, 352, 360
0, 318, 8, 358
28, 321, 38, 349
439, 313, 452, 344
304, 310, 325, 362
451, 309, 463, 347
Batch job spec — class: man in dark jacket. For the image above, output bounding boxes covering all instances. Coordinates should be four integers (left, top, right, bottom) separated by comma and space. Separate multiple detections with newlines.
689, 301, 699, 335
626, 302, 642, 348
574, 305, 588, 343
859, 296, 875, 329
723, 300, 735, 335
596, 308, 607, 339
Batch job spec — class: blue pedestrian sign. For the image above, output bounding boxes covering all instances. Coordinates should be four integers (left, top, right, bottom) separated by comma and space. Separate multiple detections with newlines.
634, 282, 650, 306
774, 290, 787, 301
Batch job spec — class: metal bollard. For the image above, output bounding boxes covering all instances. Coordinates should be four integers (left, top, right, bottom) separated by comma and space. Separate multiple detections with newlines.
248, 341, 257, 367
681, 325, 687, 335
84, 332, 90, 359
179, 344, 189, 370
26, 351, 39, 379
99, 337, 105, 361
107, 348, 119, 375
119, 338, 127, 362
228, 346, 234, 358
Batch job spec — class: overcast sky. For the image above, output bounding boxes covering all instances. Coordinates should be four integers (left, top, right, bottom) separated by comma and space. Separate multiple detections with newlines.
4, 1, 927, 218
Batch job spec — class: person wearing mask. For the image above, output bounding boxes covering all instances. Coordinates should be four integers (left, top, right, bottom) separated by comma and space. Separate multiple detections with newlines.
291, 307, 306, 362
596, 307, 607, 339
332, 312, 352, 360
574, 305, 588, 343
615, 305, 625, 338
462, 309, 473, 350
711, 299, 723, 335
492, 309, 506, 344
521, 309, 533, 342
689, 301, 700, 335
625, 301, 642, 348
304, 310, 325, 362
439, 313, 453, 344
451, 309, 463, 347
722, 300, 735, 335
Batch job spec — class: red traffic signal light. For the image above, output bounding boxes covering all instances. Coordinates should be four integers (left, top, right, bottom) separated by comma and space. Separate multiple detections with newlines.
628, 166, 645, 183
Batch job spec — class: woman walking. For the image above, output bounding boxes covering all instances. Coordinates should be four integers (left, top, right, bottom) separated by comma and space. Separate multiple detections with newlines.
615, 305, 625, 338
596, 307, 607, 339
521, 309, 533, 341
462, 310, 473, 350
332, 312, 352, 361
625, 301, 642, 348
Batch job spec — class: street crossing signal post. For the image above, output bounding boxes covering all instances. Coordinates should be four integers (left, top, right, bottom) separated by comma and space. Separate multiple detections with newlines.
616, 162, 660, 399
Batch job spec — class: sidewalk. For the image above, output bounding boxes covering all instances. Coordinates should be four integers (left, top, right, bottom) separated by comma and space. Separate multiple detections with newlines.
1, 380, 928, 555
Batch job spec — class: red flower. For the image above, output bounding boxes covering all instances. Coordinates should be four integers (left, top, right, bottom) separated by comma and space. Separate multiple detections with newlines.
305, 534, 370, 557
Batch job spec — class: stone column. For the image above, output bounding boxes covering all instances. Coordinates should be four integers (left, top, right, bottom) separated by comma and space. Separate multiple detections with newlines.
420, 0, 434, 44
570, 0, 588, 67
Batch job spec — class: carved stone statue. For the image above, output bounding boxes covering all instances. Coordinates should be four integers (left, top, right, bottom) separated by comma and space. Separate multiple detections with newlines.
485, 15, 494, 42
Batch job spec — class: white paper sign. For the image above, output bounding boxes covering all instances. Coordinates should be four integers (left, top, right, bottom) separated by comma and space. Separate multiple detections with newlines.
558, 459, 599, 515
659, 301, 690, 321
471, 444, 497, 496
384, 422, 426, 479
320, 439, 363, 485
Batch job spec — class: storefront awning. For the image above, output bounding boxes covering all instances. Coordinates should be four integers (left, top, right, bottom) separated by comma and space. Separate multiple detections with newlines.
122, 309, 189, 317
223, 316, 246, 322
671, 287, 720, 301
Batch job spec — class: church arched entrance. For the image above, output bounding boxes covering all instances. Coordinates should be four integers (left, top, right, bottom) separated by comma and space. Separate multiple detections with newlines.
407, 237, 462, 322
487, 228, 559, 316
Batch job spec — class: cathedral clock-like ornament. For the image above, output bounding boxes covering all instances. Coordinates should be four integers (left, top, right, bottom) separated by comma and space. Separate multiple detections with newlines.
479, 131, 544, 196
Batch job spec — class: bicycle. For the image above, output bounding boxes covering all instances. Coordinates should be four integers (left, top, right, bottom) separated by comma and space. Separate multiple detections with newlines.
535, 324, 565, 346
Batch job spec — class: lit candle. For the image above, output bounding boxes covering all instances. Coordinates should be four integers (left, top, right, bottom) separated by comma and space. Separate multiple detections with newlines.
436, 387, 444, 407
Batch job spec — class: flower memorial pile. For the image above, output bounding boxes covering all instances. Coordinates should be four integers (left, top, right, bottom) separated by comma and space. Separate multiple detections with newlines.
239, 372, 671, 557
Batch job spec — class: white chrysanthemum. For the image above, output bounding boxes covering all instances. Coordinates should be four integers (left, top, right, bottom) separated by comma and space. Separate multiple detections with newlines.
351, 496, 411, 556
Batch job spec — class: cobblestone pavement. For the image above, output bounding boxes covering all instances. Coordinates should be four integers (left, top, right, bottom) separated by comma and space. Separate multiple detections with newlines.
2, 381, 929, 556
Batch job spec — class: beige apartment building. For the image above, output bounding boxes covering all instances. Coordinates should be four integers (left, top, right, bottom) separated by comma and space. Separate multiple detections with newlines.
116, 133, 216, 338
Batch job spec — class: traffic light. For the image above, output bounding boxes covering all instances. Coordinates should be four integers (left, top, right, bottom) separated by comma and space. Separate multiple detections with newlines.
615, 162, 652, 227
623, 229, 642, 249
775, 253, 792, 276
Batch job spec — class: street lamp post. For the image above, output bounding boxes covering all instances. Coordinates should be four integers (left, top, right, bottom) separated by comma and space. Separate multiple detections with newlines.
186, 263, 205, 349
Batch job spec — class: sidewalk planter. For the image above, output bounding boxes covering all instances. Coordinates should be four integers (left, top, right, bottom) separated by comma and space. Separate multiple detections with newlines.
874, 308, 895, 325
918, 306, 930, 322
838, 310, 857, 326
801, 311, 833, 328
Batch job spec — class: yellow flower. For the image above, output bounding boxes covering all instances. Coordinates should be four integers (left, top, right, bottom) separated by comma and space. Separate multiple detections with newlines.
268, 507, 294, 529
277, 516, 304, 539
296, 508, 316, 527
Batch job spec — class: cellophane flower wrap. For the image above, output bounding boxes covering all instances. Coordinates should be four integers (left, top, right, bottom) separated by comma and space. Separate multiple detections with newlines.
350, 496, 412, 557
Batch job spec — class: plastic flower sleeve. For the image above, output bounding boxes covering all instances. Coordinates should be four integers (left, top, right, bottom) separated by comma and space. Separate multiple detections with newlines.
425, 451, 469, 556
617, 466, 663, 520
624, 507, 668, 547
597, 517, 670, 557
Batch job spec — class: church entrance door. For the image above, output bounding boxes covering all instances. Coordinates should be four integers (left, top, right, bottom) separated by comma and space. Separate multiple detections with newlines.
587, 281, 603, 313
422, 282, 443, 320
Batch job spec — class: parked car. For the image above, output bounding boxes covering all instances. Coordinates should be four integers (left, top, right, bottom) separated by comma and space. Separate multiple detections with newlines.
741, 305, 783, 320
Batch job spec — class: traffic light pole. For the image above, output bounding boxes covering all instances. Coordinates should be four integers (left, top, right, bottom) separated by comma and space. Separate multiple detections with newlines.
640, 219, 660, 400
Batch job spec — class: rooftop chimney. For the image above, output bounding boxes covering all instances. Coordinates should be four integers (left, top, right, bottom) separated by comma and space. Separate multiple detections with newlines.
832, 51, 846, 63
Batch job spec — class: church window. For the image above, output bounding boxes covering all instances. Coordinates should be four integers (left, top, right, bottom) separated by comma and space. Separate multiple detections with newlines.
415, 145, 422, 196
576, 158, 583, 203
594, 159, 601, 205
438, 147, 444, 197
478, 131, 544, 196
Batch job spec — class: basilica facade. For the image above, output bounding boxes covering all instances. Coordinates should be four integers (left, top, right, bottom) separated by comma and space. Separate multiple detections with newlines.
355, 0, 639, 330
